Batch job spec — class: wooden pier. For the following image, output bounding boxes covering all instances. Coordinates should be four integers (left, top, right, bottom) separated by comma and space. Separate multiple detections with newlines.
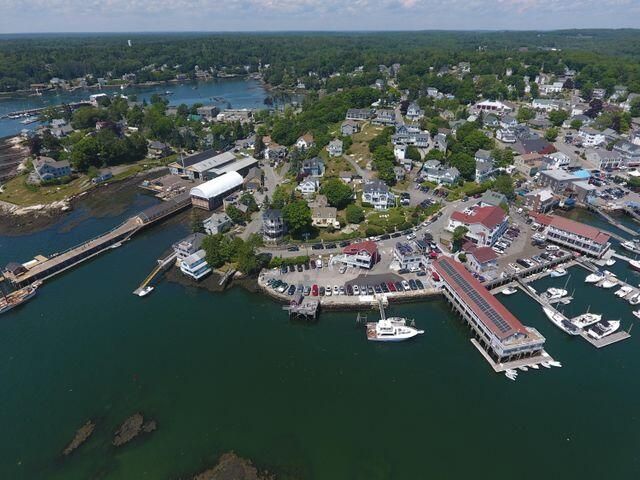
132, 251, 177, 295
5, 193, 191, 287
283, 295, 319, 320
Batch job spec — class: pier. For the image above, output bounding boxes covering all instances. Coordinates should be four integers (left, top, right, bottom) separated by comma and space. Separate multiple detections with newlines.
583, 203, 637, 240
5, 193, 191, 287
0, 101, 92, 120
132, 251, 177, 296
283, 295, 319, 320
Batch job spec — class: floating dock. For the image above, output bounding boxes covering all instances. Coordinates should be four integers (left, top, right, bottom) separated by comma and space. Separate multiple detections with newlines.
283, 295, 319, 320
579, 330, 631, 348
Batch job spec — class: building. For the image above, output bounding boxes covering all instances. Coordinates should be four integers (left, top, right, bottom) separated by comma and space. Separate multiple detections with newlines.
328, 139, 343, 157
346, 109, 372, 121
243, 167, 262, 191
538, 169, 580, 191
32, 156, 71, 182
296, 133, 315, 150
539, 82, 564, 95
172, 233, 207, 262
579, 127, 606, 147
474, 150, 496, 184
190, 171, 244, 210
335, 241, 379, 269
531, 98, 564, 112
433, 257, 546, 362
448, 205, 508, 247
393, 242, 427, 271
311, 206, 340, 229
262, 209, 286, 244
585, 148, 625, 170
91, 170, 113, 184
523, 189, 557, 213
531, 213, 611, 258
517, 138, 556, 156
148, 141, 172, 159
421, 160, 460, 185
471, 100, 514, 114
196, 105, 219, 120
169, 150, 233, 179
301, 157, 325, 177
180, 249, 212, 281
406, 102, 424, 121
203, 212, 233, 235
392, 125, 430, 147
478, 190, 508, 209
341, 120, 360, 136
296, 178, 319, 196
373, 109, 396, 125
572, 180, 597, 202
434, 133, 448, 152
362, 180, 394, 210
463, 243, 498, 275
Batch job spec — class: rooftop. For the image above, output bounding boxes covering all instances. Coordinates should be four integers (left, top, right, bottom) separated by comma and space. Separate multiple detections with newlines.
532, 213, 610, 245
450, 205, 506, 229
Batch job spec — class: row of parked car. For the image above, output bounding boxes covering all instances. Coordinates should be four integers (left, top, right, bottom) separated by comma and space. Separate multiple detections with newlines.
506, 246, 568, 274
266, 278, 428, 297
491, 224, 521, 255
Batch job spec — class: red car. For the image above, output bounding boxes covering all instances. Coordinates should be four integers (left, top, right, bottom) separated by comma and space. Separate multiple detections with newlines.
311, 284, 319, 296
387, 281, 397, 292
431, 271, 440, 282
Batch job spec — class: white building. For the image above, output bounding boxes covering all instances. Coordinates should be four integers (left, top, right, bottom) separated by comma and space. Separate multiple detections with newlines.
531, 213, 611, 258
578, 127, 606, 147
448, 205, 508, 247
180, 249, 212, 281
471, 100, 514, 114
333, 241, 379, 269
362, 180, 394, 210
393, 242, 427, 271
190, 171, 244, 211
296, 178, 319, 196
172, 233, 207, 262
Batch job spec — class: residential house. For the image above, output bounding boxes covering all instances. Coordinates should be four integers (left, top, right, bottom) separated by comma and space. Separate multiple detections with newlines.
579, 127, 606, 147
394, 144, 407, 161
373, 109, 396, 126
296, 178, 319, 196
301, 157, 325, 177
613, 140, 640, 166
478, 190, 508, 209
471, 100, 514, 114
172, 233, 207, 262
328, 139, 343, 157
311, 206, 340, 229
392, 124, 430, 147
148, 141, 172, 159
538, 169, 580, 191
516, 138, 556, 155
496, 129, 517, 143
196, 105, 220, 121
447, 205, 508, 246
346, 109, 372, 121
539, 82, 564, 95
341, 120, 360, 136
243, 167, 262, 191
265, 144, 287, 162
362, 180, 394, 210
434, 133, 448, 152
426, 87, 439, 98
335, 241, 379, 269
339, 171, 354, 184
296, 133, 315, 150
474, 149, 496, 183
32, 156, 71, 182
394, 166, 406, 182
483, 114, 500, 128
463, 243, 498, 275
531, 98, 564, 112
262, 209, 286, 244
203, 212, 233, 235
180, 249, 212, 281
500, 115, 518, 129
421, 160, 460, 185
406, 102, 424, 121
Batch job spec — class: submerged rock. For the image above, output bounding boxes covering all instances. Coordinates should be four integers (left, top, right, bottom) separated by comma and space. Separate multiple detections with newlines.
62, 420, 95, 456
192, 452, 275, 480
112, 412, 156, 447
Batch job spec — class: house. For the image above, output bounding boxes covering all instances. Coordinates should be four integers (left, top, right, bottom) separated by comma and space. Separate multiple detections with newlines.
296, 178, 319, 196
447, 205, 508, 246
362, 180, 394, 210
496, 128, 517, 143
434, 133, 448, 152
394, 166, 406, 182
474, 150, 496, 183
312, 206, 340, 229
196, 105, 219, 120
463, 243, 498, 275
180, 249, 211, 281
578, 127, 606, 147
296, 133, 315, 150
301, 157, 325, 177
517, 138, 556, 155
190, 171, 244, 211
148, 141, 172, 159
341, 120, 360, 136
393, 242, 427, 271
394, 144, 407, 160
392, 125, 430, 147
483, 114, 500, 128
523, 189, 557, 212
406, 102, 424, 121
426, 87, 439, 98
203, 212, 233, 235
328, 139, 343, 157
32, 156, 71, 182
172, 233, 207, 262
262, 209, 286, 244
500, 115, 518, 129
346, 109, 372, 121
421, 160, 460, 185
373, 109, 396, 125
339, 171, 354, 184
544, 151, 572, 169
539, 82, 564, 95
572, 180, 597, 202
471, 100, 514, 114
458, 62, 471, 74
478, 190, 508, 209
613, 140, 640, 166
585, 148, 625, 170
243, 167, 262, 191
538, 169, 580, 191
531, 213, 611, 258
335, 241, 379, 269
265, 144, 287, 162
531, 99, 564, 112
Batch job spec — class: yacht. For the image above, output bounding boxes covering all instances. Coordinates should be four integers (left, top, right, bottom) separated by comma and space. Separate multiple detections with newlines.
572, 312, 602, 329
620, 240, 640, 255
585, 271, 605, 283
501, 286, 518, 296
544, 287, 568, 300
137, 286, 154, 297
628, 259, 640, 272
0, 281, 41, 315
586, 320, 621, 340
550, 267, 568, 278
614, 285, 634, 298
542, 306, 580, 335
366, 318, 424, 342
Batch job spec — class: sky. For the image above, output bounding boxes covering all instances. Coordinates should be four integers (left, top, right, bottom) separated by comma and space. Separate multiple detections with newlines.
0, 0, 639, 33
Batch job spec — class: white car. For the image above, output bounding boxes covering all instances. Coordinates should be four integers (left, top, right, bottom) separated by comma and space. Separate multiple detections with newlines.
406, 233, 416, 240
353, 285, 360, 295
333, 285, 340, 295
325, 285, 332, 296
402, 280, 411, 291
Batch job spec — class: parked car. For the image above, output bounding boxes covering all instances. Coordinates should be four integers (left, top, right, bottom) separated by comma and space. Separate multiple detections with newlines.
387, 281, 397, 292
319, 286, 325, 296
346, 284, 354, 296
394, 281, 404, 291
409, 279, 417, 290
311, 284, 318, 296
374, 284, 382, 294
312, 243, 323, 250
352, 285, 359, 295
415, 279, 424, 289
401, 280, 411, 291
296, 264, 303, 272
288, 284, 296, 295
431, 272, 440, 282
339, 265, 347, 274
304, 285, 311, 296
333, 285, 340, 295
325, 284, 332, 296
288, 246, 299, 252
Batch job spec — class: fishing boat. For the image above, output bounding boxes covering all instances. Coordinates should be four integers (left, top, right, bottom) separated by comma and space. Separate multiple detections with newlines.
586, 320, 621, 340
542, 306, 580, 335
572, 312, 602, 329
501, 286, 518, 295
620, 240, 640, 255
585, 271, 604, 283
0, 281, 42, 315
614, 285, 634, 298
544, 287, 568, 300
628, 259, 640, 272
137, 286, 154, 297
550, 267, 568, 278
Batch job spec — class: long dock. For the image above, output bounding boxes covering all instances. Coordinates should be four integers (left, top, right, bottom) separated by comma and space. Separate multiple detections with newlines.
5, 193, 191, 286
132, 251, 177, 295
0, 101, 91, 120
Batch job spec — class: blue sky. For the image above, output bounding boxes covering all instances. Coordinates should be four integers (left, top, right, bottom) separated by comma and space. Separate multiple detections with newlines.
0, 0, 639, 33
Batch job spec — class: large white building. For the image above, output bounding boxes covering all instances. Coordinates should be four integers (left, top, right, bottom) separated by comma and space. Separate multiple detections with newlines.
190, 171, 244, 211
578, 127, 606, 147
362, 180, 394, 210
393, 242, 427, 271
333, 241, 379, 270
448, 205, 508, 247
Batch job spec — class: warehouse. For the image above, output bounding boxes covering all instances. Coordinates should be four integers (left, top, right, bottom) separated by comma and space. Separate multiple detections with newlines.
190, 171, 243, 211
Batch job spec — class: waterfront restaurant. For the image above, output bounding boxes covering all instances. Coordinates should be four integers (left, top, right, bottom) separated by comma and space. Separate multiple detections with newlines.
531, 213, 611, 258
433, 257, 546, 363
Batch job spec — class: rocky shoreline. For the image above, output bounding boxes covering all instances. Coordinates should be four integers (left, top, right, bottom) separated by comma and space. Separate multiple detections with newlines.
189, 452, 276, 480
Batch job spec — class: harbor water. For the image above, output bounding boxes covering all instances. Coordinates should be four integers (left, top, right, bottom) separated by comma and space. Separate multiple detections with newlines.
1, 200, 640, 479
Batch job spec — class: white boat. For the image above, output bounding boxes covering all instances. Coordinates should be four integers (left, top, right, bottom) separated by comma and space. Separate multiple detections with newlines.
530, 364, 540, 370
633, 310, 640, 320
518, 366, 529, 372
586, 320, 621, 340
541, 362, 552, 369
585, 271, 604, 283
542, 306, 580, 335
605, 258, 616, 266
501, 287, 518, 296
629, 293, 640, 306
0, 281, 41, 315
614, 285, 633, 298
505, 371, 517, 381
628, 259, 640, 272
366, 318, 424, 342
549, 360, 562, 368
544, 287, 568, 300
598, 277, 618, 289
550, 267, 568, 278
572, 312, 602, 329
620, 240, 640, 255
137, 286, 154, 297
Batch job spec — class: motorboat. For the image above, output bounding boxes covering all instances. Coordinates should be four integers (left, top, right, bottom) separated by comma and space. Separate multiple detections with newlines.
605, 258, 616, 266
572, 312, 602, 329
541, 362, 552, 369
598, 277, 618, 289
633, 310, 640, 320
620, 240, 640, 255
501, 287, 518, 296
548, 360, 562, 368
544, 288, 568, 300
366, 318, 424, 342
542, 306, 580, 335
628, 259, 640, 272
586, 320, 621, 340
550, 267, 568, 278
629, 293, 640, 306
504, 369, 518, 381
585, 271, 605, 283
518, 366, 529, 372
614, 286, 634, 298
137, 286, 154, 297
530, 364, 540, 370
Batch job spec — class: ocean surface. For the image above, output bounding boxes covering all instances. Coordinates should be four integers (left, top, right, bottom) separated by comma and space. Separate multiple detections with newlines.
1, 204, 640, 479
0, 78, 269, 138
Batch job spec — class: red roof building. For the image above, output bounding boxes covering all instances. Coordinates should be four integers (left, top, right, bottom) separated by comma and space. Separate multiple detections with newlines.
339, 241, 379, 269
462, 242, 498, 274
448, 206, 508, 246
531, 213, 611, 258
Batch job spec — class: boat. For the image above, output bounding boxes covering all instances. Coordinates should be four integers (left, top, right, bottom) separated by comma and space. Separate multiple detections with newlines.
586, 320, 621, 340
504, 369, 518, 381
614, 285, 633, 298
0, 281, 42, 315
585, 271, 604, 283
366, 318, 424, 342
605, 258, 616, 266
541, 362, 552, 369
530, 364, 540, 370
137, 286, 154, 297
544, 287, 568, 300
501, 286, 518, 295
633, 310, 640, 320
620, 240, 640, 255
598, 277, 618, 289
518, 366, 529, 372
572, 312, 602, 329
550, 267, 568, 278
628, 259, 640, 272
542, 306, 580, 335
629, 293, 640, 306
549, 360, 562, 368
110, 241, 122, 249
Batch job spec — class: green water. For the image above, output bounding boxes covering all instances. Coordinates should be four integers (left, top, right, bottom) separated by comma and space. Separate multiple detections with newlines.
1, 208, 640, 479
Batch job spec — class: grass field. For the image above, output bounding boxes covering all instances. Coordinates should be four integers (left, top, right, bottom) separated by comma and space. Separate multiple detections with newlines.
0, 175, 92, 206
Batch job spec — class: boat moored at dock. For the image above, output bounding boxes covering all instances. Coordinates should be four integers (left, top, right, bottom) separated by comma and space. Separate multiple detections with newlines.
572, 312, 602, 329
620, 240, 640, 256
585, 271, 605, 283
0, 281, 41, 315
550, 267, 568, 278
544, 288, 568, 300
366, 318, 424, 342
542, 306, 580, 335
501, 286, 518, 295
586, 320, 621, 340
628, 259, 640, 272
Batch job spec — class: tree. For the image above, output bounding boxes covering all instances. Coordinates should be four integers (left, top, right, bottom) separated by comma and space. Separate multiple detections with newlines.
405, 145, 421, 161
254, 135, 265, 158
271, 185, 289, 209
545, 127, 559, 142
320, 178, 353, 209
372, 145, 396, 185
226, 205, 246, 224
494, 175, 515, 198
282, 200, 312, 237
548, 109, 569, 127
449, 152, 475, 181
517, 106, 535, 123
345, 204, 365, 224
71, 106, 108, 129
452, 226, 468, 252
630, 97, 640, 117
570, 119, 583, 130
